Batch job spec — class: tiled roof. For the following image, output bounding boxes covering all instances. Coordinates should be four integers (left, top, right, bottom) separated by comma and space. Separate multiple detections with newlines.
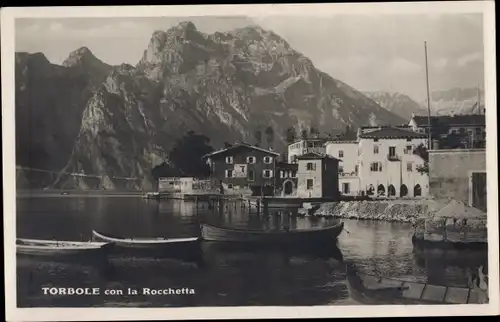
325, 131, 359, 143
201, 143, 279, 159
359, 127, 427, 139
412, 114, 485, 127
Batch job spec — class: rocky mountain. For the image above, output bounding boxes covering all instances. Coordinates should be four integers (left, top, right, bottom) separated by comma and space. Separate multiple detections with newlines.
427, 87, 484, 116
16, 21, 406, 190
363, 91, 426, 121
15, 49, 111, 177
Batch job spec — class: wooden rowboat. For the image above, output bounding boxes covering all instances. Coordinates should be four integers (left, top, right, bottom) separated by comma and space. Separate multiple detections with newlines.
16, 238, 111, 257
345, 263, 489, 304
200, 222, 344, 244
91, 230, 200, 249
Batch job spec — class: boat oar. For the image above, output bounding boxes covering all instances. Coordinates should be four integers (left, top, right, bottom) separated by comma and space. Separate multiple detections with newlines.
344, 228, 351, 235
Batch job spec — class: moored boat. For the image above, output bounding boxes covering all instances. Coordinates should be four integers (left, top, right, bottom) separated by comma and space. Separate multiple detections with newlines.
16, 238, 111, 257
200, 222, 344, 245
345, 263, 488, 304
91, 230, 200, 249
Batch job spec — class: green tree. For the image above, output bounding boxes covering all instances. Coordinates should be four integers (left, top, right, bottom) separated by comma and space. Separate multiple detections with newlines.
254, 130, 262, 147
264, 126, 274, 148
168, 131, 214, 178
151, 162, 175, 180
301, 129, 308, 140
413, 143, 429, 174
285, 126, 296, 144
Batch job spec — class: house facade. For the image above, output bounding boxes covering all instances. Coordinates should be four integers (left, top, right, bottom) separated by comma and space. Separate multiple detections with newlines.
408, 114, 486, 149
287, 138, 329, 163
202, 143, 279, 195
296, 153, 340, 198
357, 127, 429, 198
275, 162, 299, 197
325, 133, 360, 196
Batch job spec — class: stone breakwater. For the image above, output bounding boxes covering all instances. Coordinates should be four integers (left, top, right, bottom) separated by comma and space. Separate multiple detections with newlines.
313, 198, 487, 225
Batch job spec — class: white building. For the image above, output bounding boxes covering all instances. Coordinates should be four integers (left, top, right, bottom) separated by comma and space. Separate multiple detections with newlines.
287, 138, 328, 163
325, 134, 360, 196
357, 127, 429, 198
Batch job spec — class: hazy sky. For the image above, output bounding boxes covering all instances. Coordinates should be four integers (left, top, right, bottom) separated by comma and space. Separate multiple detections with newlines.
16, 14, 484, 101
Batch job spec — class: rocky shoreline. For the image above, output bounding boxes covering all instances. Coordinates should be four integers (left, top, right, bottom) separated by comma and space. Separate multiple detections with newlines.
311, 198, 487, 224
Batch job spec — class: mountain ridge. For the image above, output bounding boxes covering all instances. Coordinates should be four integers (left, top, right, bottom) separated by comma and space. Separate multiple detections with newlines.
16, 21, 406, 190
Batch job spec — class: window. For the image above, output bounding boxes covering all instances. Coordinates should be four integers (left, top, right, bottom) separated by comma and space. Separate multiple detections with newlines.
339, 150, 344, 158
291, 171, 297, 178
225, 156, 233, 164
475, 128, 481, 134
263, 156, 273, 164
406, 138, 412, 142
373, 145, 379, 154
280, 171, 286, 178
225, 169, 233, 178
306, 162, 316, 171
246, 156, 255, 164
405, 145, 412, 154
374, 138, 379, 142
342, 183, 350, 194
370, 162, 381, 172
227, 183, 233, 189
389, 146, 396, 157
339, 165, 344, 174
248, 170, 255, 181
292, 155, 298, 163
407, 162, 413, 172
308, 142, 314, 148
306, 179, 314, 190
355, 165, 359, 174
263, 170, 273, 178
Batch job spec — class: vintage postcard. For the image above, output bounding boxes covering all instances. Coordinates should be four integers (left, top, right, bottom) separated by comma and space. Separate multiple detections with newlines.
2, 2, 499, 321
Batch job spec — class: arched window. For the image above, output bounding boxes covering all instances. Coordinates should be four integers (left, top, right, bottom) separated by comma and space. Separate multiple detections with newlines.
414, 184, 422, 197
388, 185, 396, 197
400, 184, 408, 197
377, 184, 385, 196
366, 184, 375, 196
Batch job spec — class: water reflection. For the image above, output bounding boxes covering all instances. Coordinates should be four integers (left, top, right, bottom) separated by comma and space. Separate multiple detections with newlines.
16, 197, 488, 307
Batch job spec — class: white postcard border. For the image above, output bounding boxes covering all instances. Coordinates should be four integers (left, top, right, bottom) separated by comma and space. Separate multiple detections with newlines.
2, 2, 498, 320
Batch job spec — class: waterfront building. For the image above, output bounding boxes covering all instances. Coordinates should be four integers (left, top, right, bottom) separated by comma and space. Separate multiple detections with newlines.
202, 143, 279, 195
296, 152, 340, 198
357, 127, 429, 198
275, 162, 299, 197
324, 131, 360, 196
408, 113, 486, 149
287, 138, 329, 163
428, 148, 486, 211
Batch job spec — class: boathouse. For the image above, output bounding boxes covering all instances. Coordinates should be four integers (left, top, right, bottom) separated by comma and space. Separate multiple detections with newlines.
202, 143, 279, 196
296, 152, 340, 198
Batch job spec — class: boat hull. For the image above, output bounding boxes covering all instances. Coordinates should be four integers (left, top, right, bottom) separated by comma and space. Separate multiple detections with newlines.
91, 230, 202, 260
411, 234, 487, 251
345, 264, 488, 305
200, 222, 344, 245
16, 239, 112, 264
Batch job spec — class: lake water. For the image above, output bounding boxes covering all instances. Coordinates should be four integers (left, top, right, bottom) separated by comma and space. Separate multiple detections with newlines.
16, 196, 488, 307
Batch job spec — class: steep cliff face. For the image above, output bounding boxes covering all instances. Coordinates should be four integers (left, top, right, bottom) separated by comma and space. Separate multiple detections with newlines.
18, 21, 406, 190
363, 91, 426, 121
15, 50, 110, 179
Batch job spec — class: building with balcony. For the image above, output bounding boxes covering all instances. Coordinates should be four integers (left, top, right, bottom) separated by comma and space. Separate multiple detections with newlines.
357, 127, 429, 198
287, 138, 329, 163
202, 143, 279, 196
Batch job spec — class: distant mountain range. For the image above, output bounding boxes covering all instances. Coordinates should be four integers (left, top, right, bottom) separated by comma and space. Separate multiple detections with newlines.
16, 21, 406, 190
364, 87, 484, 120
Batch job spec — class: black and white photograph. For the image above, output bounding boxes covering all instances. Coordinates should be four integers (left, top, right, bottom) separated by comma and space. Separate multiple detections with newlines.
2, 2, 498, 320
